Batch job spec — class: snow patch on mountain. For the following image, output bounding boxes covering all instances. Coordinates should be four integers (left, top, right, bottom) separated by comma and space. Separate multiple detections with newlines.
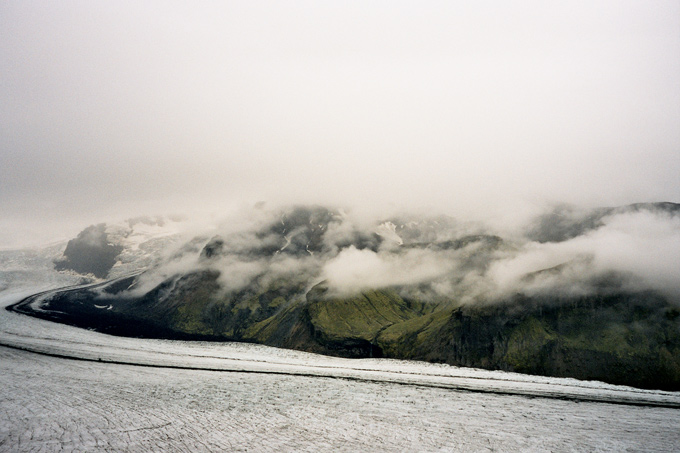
375, 221, 404, 245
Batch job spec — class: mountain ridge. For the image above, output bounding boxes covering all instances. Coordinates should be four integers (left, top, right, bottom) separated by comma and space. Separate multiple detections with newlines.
9, 201, 680, 389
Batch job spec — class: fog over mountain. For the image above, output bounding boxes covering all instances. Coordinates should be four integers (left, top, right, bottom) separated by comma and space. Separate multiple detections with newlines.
1, 1, 679, 248
122, 202, 679, 302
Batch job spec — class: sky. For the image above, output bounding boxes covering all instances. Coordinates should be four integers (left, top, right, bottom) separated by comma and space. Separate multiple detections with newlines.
1, 1, 679, 248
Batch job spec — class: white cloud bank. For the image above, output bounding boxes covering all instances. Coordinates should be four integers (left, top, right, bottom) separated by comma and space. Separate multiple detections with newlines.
120, 205, 680, 305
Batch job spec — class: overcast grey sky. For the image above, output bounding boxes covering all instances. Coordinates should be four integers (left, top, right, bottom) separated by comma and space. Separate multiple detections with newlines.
1, 1, 679, 247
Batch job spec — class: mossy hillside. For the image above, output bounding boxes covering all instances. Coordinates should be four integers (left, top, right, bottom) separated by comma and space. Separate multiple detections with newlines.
243, 302, 307, 346
658, 346, 680, 383
132, 271, 306, 339
386, 294, 680, 389
503, 316, 556, 370
305, 288, 429, 342
173, 299, 218, 335
124, 271, 222, 335
376, 308, 454, 358
529, 300, 680, 388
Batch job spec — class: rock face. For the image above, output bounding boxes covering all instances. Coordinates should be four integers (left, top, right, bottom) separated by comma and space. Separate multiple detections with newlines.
54, 224, 123, 278
377, 293, 680, 390
15, 202, 680, 390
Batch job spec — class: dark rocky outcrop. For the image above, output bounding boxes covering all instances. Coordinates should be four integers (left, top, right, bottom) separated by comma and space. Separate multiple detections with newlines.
54, 224, 123, 278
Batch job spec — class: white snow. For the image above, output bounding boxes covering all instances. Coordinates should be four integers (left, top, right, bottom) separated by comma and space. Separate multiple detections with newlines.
280, 235, 292, 251
375, 221, 404, 245
107, 217, 185, 277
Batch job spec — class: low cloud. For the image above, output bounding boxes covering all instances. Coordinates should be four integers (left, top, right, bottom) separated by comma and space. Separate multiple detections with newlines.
118, 203, 680, 305
322, 246, 453, 296
487, 210, 680, 300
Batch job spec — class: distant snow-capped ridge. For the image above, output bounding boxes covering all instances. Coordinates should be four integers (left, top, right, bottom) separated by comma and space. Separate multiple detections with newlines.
54, 215, 188, 279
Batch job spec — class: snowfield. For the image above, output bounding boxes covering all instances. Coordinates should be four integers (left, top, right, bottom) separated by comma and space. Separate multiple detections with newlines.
1, 254, 680, 451
3, 346, 679, 452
